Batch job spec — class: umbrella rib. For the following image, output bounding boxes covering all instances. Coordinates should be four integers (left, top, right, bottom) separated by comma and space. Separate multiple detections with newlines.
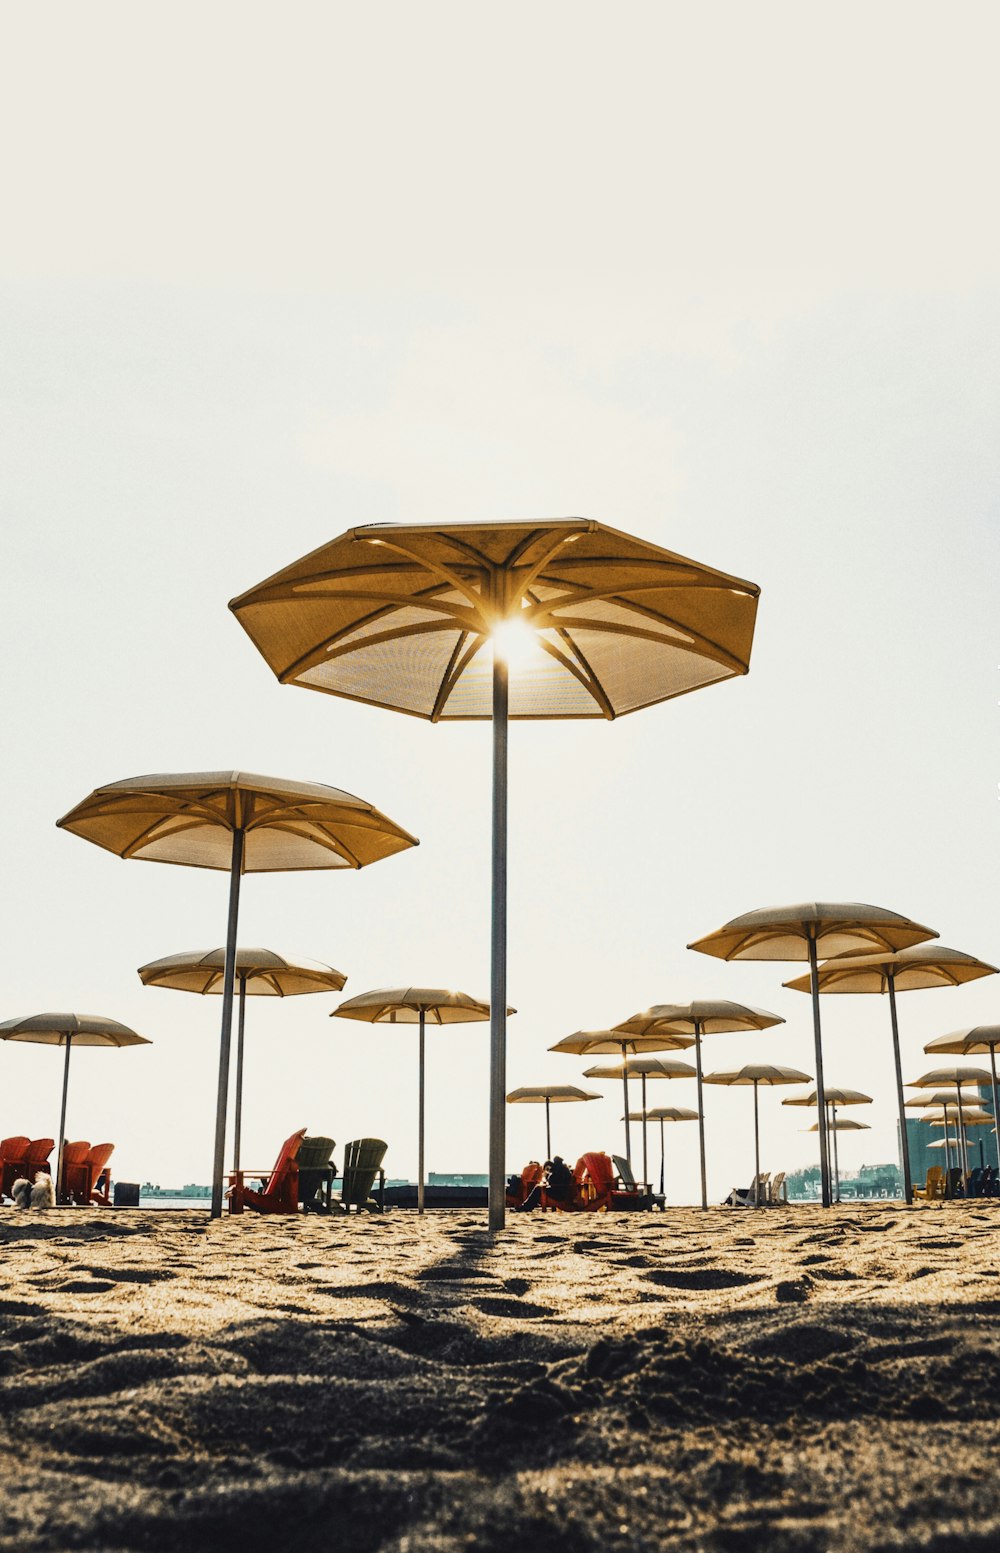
509, 528, 592, 599
359, 534, 488, 612
120, 813, 213, 860
431, 629, 474, 721
536, 607, 749, 677
279, 607, 477, 684
263, 817, 362, 867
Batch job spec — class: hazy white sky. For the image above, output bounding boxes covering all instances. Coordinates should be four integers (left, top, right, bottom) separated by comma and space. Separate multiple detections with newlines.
1, 3, 998, 1200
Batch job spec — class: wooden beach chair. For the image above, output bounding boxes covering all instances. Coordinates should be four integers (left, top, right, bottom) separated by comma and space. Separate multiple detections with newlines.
336, 1138, 387, 1213
912, 1166, 945, 1201
725, 1172, 770, 1207
768, 1171, 787, 1205
1, 1137, 31, 1200
577, 1153, 620, 1212
612, 1154, 656, 1210
85, 1144, 115, 1205
226, 1127, 307, 1214
297, 1136, 336, 1212
58, 1141, 92, 1204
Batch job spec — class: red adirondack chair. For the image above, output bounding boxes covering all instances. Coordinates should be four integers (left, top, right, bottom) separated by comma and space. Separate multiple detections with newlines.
59, 1141, 92, 1204
1, 1137, 31, 1199
85, 1144, 115, 1205
227, 1128, 307, 1214
578, 1152, 618, 1211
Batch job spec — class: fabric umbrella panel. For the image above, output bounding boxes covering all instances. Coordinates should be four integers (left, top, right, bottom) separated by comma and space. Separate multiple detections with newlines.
689, 903, 937, 1205
138, 948, 347, 1177
231, 519, 761, 1230
57, 771, 418, 1216
0, 1013, 150, 1199
613, 999, 784, 1209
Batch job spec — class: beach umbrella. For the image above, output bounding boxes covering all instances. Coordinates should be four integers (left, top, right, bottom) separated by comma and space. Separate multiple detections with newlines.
689, 904, 937, 1206
703, 1063, 812, 1206
550, 1029, 694, 1169
907, 1066, 993, 1181
57, 771, 417, 1217
137, 948, 347, 1177
623, 1105, 699, 1198
506, 1085, 601, 1160
0, 1013, 150, 1196
230, 519, 760, 1232
923, 1026, 1000, 1170
614, 1000, 784, 1209
803, 1115, 871, 1200
783, 945, 996, 1204
928, 1110, 993, 1179
583, 1055, 696, 1188
782, 1086, 873, 1203
331, 988, 511, 1214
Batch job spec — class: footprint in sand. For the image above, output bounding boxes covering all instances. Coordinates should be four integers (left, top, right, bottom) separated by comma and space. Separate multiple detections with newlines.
645, 1268, 762, 1290
468, 1295, 554, 1318
56, 1278, 118, 1294
79, 1266, 177, 1284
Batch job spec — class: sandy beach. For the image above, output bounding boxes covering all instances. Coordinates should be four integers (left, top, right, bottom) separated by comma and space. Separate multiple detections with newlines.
3, 1204, 999, 1551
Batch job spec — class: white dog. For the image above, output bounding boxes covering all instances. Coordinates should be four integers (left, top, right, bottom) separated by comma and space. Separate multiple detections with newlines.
30, 1173, 55, 1209
10, 1177, 32, 1209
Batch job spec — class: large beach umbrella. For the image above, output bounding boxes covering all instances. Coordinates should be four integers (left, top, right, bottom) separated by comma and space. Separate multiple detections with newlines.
928, 1110, 993, 1179
230, 519, 760, 1231
803, 1115, 871, 1201
0, 1013, 150, 1195
583, 1055, 696, 1188
550, 1028, 694, 1169
614, 999, 783, 1209
137, 948, 347, 1177
506, 1085, 601, 1160
331, 988, 511, 1214
783, 945, 996, 1204
907, 1066, 993, 1182
624, 1105, 699, 1198
783, 1086, 873, 1198
905, 1090, 968, 1167
689, 904, 937, 1206
923, 1026, 1000, 1170
703, 1063, 812, 1206
57, 771, 417, 1217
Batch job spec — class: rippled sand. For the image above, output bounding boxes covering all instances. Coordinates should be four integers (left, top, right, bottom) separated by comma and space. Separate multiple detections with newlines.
2, 1202, 999, 1551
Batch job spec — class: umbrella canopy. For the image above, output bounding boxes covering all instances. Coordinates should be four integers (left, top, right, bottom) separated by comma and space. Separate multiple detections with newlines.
805, 1117, 870, 1131
231, 520, 761, 1232
331, 987, 506, 1214
613, 999, 783, 1209
622, 1105, 700, 1201
58, 771, 417, 1217
905, 1091, 975, 1108
0, 1013, 150, 1196
924, 1026, 1000, 1172
703, 1063, 812, 1208
782, 1088, 873, 1107
506, 1084, 601, 1159
550, 1029, 692, 1168
582, 1053, 696, 1186
689, 903, 937, 1206
138, 947, 348, 1179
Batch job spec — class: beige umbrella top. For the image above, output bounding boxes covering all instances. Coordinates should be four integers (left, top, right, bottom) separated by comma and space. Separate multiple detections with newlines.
783, 1087, 873, 1107
925, 1025, 1000, 1056
583, 1056, 697, 1080
689, 903, 937, 962
229, 519, 760, 723
550, 1029, 686, 1057
908, 1066, 994, 1089
615, 999, 783, 1036
806, 1118, 870, 1132
905, 1091, 982, 1109
507, 1085, 601, 1104
138, 947, 347, 997
332, 987, 514, 1024
783, 944, 998, 995
926, 1109, 993, 1124
704, 1063, 813, 1086
625, 1106, 700, 1122
56, 770, 418, 872
0, 1012, 150, 1048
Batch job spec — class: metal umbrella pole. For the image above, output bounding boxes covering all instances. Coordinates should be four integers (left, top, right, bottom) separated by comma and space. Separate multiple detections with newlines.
211, 826, 244, 1220
753, 1079, 762, 1207
807, 935, 832, 1207
943, 1112, 953, 1172
641, 1073, 648, 1186
418, 1008, 426, 1215
488, 652, 509, 1233
886, 971, 913, 1204
619, 1043, 632, 1166
545, 1097, 551, 1161
830, 1103, 841, 1202
693, 1019, 708, 1209
232, 972, 248, 1178
990, 1045, 1000, 1171
659, 1118, 665, 1199
955, 1085, 970, 1180
55, 1034, 73, 1201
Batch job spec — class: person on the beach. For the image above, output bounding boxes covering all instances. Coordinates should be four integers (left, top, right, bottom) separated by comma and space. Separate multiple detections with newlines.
516, 1155, 575, 1212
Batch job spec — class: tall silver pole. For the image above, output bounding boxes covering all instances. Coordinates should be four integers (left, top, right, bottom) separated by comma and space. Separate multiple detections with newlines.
990, 1046, 1000, 1172
694, 1020, 708, 1210
943, 1112, 953, 1173
418, 1009, 426, 1215
545, 1097, 551, 1161
641, 1073, 648, 1187
211, 826, 244, 1220
659, 1118, 665, 1199
753, 1079, 761, 1207
56, 1033, 73, 1202
620, 1044, 631, 1165
488, 651, 509, 1233
232, 973, 247, 1179
830, 1103, 841, 1202
808, 936, 832, 1207
955, 1085, 969, 1183
886, 972, 912, 1203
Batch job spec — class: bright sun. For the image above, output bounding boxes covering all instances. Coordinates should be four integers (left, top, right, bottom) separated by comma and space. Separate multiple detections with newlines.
491, 615, 539, 669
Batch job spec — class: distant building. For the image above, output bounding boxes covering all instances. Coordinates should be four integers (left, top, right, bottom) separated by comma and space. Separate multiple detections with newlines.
428, 1172, 488, 1187
904, 1083, 994, 1189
